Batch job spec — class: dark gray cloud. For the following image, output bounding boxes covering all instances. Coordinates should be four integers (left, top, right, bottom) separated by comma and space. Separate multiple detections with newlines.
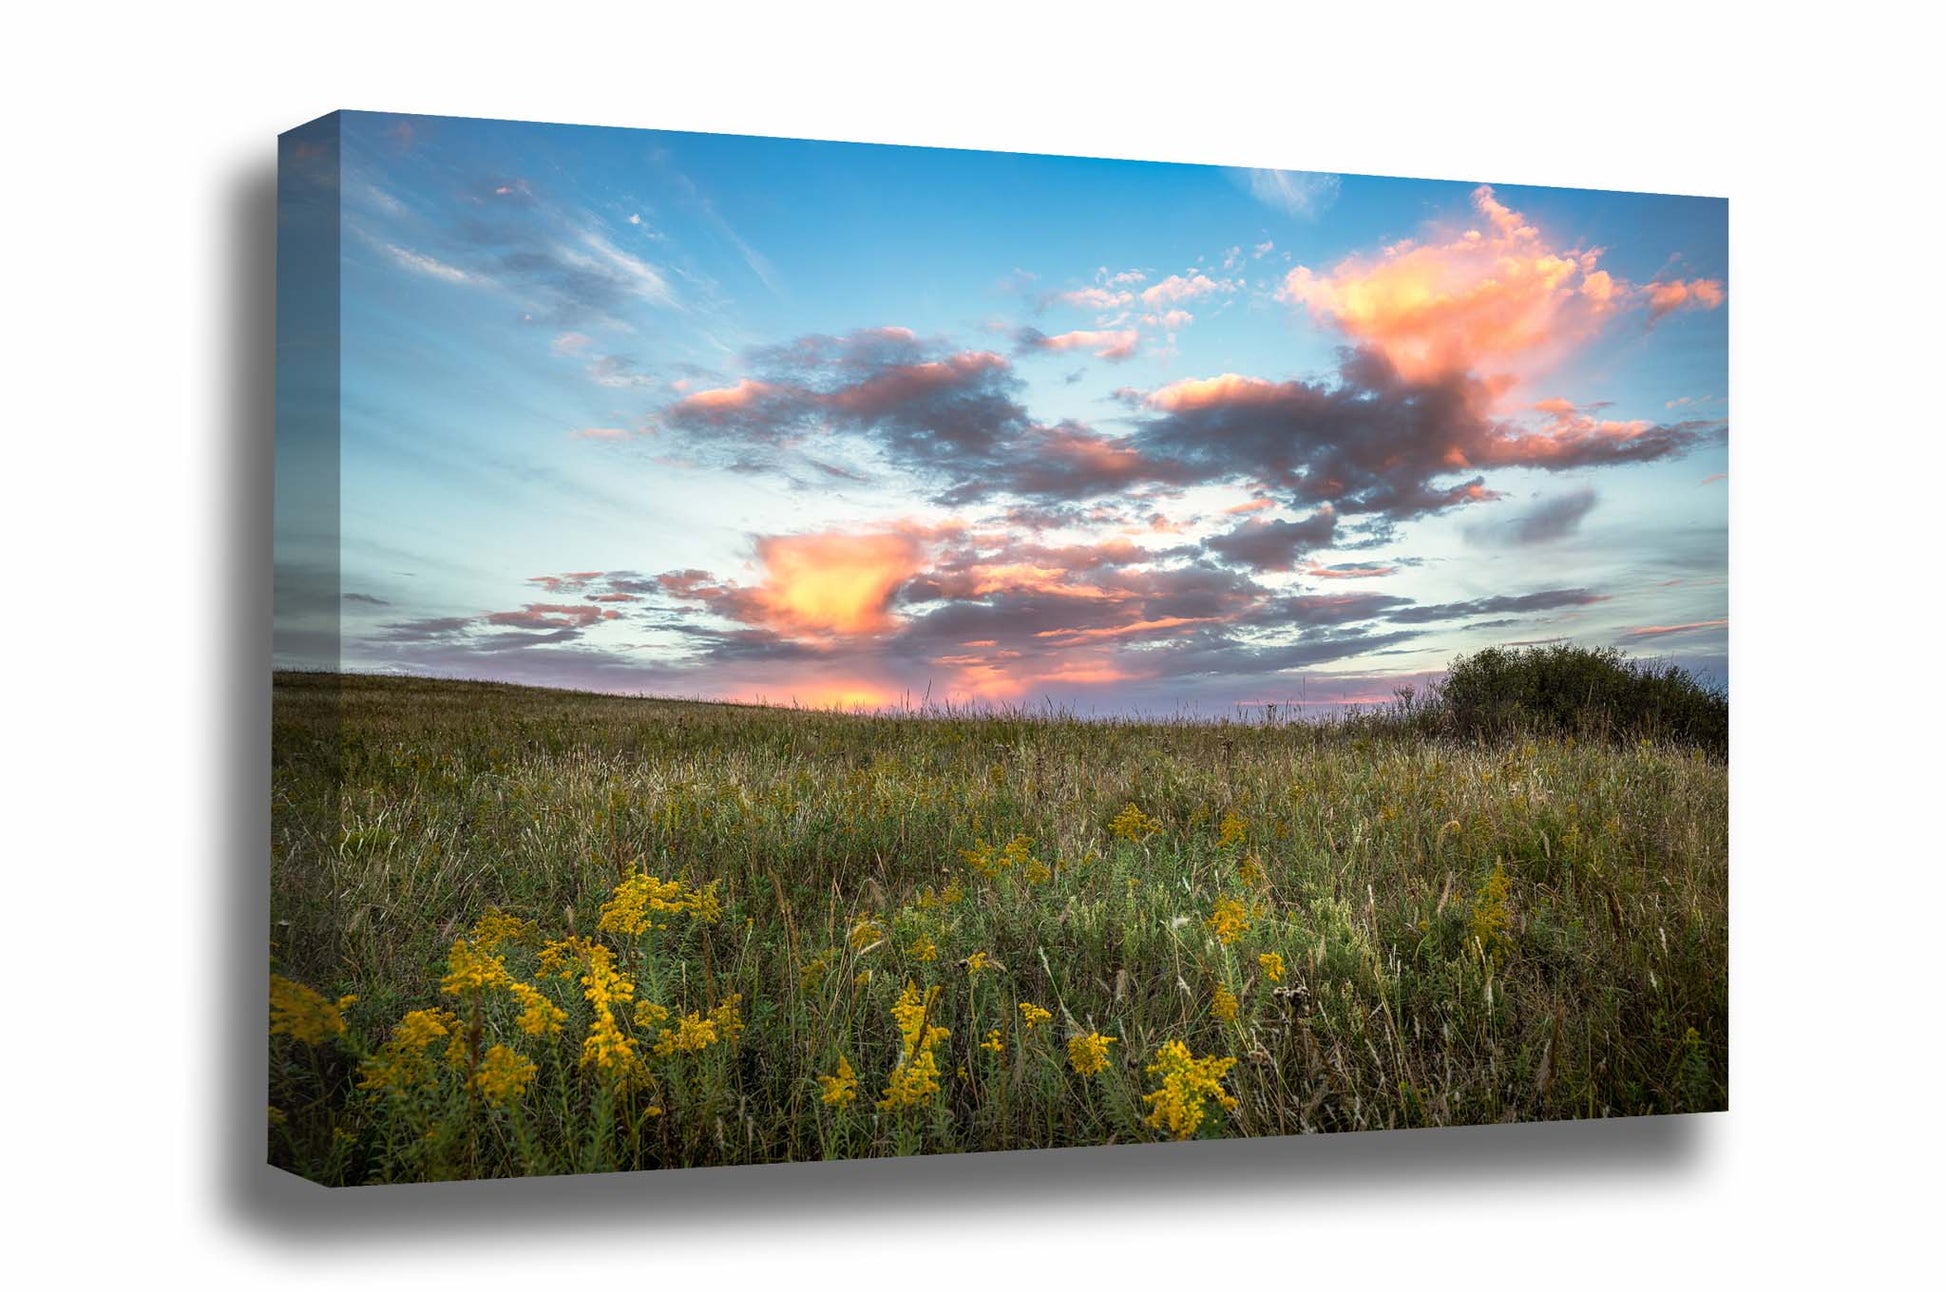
1467, 488, 1599, 546
1387, 589, 1607, 624
1204, 507, 1338, 571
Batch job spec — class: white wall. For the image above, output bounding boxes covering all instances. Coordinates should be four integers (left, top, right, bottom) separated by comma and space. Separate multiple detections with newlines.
5, 2, 1935, 1285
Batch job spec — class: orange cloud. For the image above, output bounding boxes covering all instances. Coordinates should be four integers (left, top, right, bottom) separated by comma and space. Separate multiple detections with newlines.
1645, 277, 1727, 321
1279, 186, 1621, 381
750, 530, 927, 636
1033, 328, 1140, 360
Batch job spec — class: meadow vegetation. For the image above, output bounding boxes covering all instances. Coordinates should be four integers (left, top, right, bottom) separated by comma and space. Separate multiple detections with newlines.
269, 648, 1727, 1185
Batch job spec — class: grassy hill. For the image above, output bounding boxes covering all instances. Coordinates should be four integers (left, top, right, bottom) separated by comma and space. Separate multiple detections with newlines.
269, 670, 1727, 1184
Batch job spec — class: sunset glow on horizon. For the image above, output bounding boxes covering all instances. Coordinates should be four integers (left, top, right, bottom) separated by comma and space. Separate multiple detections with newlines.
278, 112, 1727, 716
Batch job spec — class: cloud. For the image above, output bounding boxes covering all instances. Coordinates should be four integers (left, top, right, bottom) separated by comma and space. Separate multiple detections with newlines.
1130, 348, 1710, 521
1299, 561, 1397, 580
1466, 488, 1598, 546
1622, 618, 1727, 640
1281, 187, 1724, 384
342, 592, 390, 606
746, 530, 929, 636
375, 241, 482, 286
1237, 168, 1342, 219
1204, 506, 1338, 571
1387, 589, 1607, 624
486, 603, 613, 630
1047, 286, 1134, 311
1140, 273, 1236, 308
1645, 277, 1728, 321
1014, 327, 1140, 362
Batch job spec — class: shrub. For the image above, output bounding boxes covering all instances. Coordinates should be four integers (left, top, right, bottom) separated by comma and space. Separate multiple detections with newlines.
1431, 644, 1726, 752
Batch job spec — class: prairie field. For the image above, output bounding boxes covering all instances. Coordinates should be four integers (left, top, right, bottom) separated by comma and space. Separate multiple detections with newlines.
268, 669, 1727, 1185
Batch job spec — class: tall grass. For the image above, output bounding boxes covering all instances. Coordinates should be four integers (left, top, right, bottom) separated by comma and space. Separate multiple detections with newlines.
269, 670, 1727, 1184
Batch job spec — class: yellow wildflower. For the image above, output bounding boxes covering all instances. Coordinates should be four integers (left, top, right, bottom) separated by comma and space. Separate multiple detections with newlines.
440, 937, 514, 997
1258, 951, 1286, 984
907, 934, 939, 963
469, 1044, 537, 1109
880, 980, 950, 1112
600, 870, 720, 937
1109, 802, 1162, 843
709, 994, 745, 1046
1018, 1002, 1052, 1029
848, 916, 884, 951
577, 944, 648, 1090
467, 907, 538, 952
1024, 860, 1052, 885
536, 937, 583, 980
1211, 984, 1240, 1023
878, 1046, 943, 1111
1471, 862, 1513, 955
510, 981, 566, 1037
941, 882, 965, 905
981, 1028, 1004, 1054
817, 1056, 859, 1107
1206, 897, 1251, 946
1237, 854, 1265, 887
1217, 811, 1246, 848
1067, 1032, 1117, 1077
964, 951, 993, 975
268, 975, 354, 1046
1142, 1040, 1238, 1140
357, 1008, 460, 1094
633, 1000, 670, 1029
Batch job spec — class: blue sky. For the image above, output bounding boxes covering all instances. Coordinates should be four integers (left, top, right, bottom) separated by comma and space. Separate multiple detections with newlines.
279, 110, 1727, 715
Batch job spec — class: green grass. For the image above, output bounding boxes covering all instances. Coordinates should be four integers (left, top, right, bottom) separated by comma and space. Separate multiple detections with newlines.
269, 670, 1727, 1184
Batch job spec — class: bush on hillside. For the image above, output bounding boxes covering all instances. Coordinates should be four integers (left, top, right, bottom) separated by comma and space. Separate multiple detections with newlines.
1430, 644, 1727, 752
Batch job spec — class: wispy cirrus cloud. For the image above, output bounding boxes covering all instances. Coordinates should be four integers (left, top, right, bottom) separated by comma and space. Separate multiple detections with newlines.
1236, 168, 1342, 219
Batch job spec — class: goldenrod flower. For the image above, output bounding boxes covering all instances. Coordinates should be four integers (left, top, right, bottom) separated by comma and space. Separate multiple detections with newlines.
467, 907, 538, 953
469, 1044, 537, 1109
577, 945, 648, 1090
1258, 952, 1286, 984
1018, 1002, 1052, 1029
907, 934, 939, 963
1206, 897, 1251, 946
1217, 811, 1246, 849
1024, 860, 1051, 884
877, 1046, 943, 1111
1142, 1040, 1238, 1140
1067, 1032, 1117, 1077
358, 1008, 460, 1094
268, 975, 354, 1046
941, 882, 965, 905
1109, 802, 1162, 843
710, 994, 745, 1046
1471, 863, 1513, 955
848, 916, 884, 952
633, 1000, 670, 1029
440, 937, 514, 997
981, 1028, 1004, 1054
1211, 984, 1240, 1024
964, 951, 992, 975
880, 981, 949, 1112
600, 870, 720, 937
510, 981, 567, 1037
818, 1056, 859, 1107
1237, 854, 1265, 887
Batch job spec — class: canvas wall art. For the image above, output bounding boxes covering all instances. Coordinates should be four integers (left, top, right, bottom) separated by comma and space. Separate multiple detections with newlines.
271, 111, 1727, 1185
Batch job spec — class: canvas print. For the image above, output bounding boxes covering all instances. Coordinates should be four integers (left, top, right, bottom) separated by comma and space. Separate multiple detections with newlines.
271, 111, 1728, 1185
